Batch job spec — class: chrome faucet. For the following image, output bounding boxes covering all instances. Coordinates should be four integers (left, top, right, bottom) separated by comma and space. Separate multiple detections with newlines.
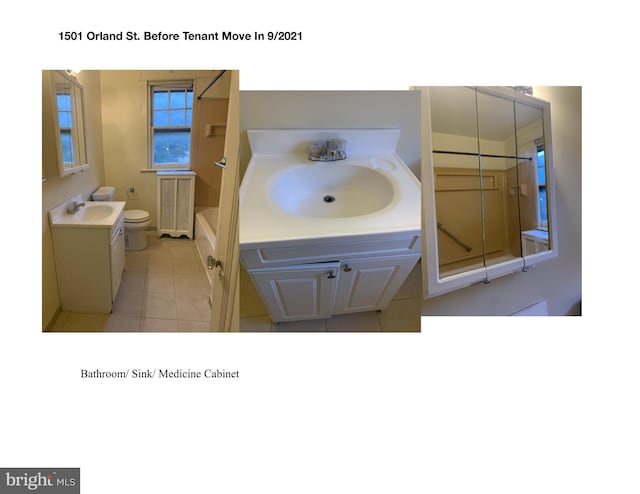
66, 201, 85, 214
308, 138, 347, 162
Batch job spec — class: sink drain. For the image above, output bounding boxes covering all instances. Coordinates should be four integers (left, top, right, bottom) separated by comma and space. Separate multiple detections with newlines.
323, 195, 336, 203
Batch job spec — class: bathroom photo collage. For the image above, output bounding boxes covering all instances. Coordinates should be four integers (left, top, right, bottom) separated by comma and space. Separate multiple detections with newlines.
42, 70, 582, 332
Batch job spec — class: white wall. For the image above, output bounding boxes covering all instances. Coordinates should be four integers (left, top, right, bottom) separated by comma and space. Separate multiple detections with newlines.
239, 91, 421, 179
422, 86, 581, 315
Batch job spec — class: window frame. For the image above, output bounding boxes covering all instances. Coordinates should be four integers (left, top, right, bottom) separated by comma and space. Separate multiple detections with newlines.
535, 139, 548, 230
148, 80, 194, 170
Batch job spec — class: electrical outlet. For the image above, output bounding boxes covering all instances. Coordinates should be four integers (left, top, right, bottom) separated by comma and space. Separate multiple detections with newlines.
126, 186, 139, 199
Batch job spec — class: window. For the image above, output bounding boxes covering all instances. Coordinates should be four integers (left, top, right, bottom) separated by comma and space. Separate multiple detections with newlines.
536, 139, 547, 229
149, 81, 193, 168
56, 91, 74, 163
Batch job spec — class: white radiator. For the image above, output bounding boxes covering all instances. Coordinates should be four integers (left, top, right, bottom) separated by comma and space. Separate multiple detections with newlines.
157, 171, 196, 238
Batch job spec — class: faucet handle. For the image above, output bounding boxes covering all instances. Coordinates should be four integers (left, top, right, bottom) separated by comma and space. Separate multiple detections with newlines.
309, 141, 324, 156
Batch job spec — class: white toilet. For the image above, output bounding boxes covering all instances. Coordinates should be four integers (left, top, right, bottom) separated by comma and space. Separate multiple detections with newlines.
92, 186, 151, 251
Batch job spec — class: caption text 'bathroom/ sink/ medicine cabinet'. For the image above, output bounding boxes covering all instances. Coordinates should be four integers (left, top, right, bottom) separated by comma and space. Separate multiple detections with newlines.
418, 86, 558, 297
42, 70, 89, 178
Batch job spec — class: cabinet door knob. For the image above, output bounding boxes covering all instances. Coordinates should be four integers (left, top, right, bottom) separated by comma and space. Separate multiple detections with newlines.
327, 271, 336, 279
343, 265, 352, 272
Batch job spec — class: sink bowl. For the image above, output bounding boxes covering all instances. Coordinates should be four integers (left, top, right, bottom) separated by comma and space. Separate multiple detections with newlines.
270, 164, 394, 218
75, 204, 114, 221
49, 196, 125, 229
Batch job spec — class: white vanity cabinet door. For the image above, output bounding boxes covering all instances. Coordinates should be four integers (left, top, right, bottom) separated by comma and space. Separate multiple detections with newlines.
110, 223, 125, 300
333, 255, 420, 315
51, 227, 113, 313
248, 263, 340, 323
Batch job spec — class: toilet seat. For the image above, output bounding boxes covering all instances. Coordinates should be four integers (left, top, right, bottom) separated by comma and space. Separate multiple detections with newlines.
124, 210, 150, 223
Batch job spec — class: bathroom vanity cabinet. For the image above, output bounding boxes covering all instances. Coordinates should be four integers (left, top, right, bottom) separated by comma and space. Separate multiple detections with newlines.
50, 212, 125, 313
239, 128, 422, 324
241, 233, 420, 323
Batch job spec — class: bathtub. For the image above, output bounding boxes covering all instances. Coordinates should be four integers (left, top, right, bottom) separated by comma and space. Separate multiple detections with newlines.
194, 206, 219, 285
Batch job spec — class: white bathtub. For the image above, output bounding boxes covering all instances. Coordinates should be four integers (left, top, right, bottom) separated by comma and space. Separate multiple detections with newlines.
194, 206, 218, 285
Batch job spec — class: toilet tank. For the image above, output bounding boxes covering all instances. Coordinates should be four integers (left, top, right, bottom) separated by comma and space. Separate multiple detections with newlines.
92, 186, 115, 201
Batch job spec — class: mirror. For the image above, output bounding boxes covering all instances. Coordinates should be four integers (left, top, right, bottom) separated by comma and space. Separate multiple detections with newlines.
420, 86, 556, 297
43, 71, 88, 177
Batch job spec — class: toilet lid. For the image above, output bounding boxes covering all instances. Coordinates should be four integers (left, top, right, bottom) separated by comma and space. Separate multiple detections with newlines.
124, 210, 150, 223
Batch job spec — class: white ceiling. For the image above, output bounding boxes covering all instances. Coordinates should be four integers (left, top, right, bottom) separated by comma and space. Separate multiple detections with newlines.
429, 87, 542, 142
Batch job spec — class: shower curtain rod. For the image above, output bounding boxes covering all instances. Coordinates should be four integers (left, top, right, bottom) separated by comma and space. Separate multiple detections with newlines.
433, 150, 532, 161
197, 70, 227, 100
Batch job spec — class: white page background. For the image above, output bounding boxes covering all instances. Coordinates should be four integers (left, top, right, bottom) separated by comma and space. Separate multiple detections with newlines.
2, 2, 639, 493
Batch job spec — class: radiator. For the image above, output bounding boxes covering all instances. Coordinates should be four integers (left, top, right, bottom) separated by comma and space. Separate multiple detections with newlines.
157, 170, 196, 238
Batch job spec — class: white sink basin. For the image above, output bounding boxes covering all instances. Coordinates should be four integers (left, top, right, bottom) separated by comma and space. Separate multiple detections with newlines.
49, 195, 125, 229
75, 204, 115, 221
271, 164, 394, 218
239, 129, 422, 247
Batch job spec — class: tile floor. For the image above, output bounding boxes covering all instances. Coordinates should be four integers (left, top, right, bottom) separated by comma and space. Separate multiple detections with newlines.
239, 261, 423, 332
49, 236, 211, 332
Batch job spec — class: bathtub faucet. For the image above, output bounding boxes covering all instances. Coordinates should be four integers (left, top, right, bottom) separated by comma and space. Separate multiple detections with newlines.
308, 138, 347, 162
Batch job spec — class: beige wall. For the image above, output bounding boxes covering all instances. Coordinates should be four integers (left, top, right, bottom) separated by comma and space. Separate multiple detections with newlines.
239, 91, 422, 180
191, 97, 228, 207
422, 86, 582, 315
100, 70, 229, 219
42, 70, 105, 328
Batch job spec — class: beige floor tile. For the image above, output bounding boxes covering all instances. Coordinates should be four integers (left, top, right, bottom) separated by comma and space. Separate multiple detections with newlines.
50, 311, 71, 330
172, 257, 202, 274
175, 293, 211, 322
143, 235, 164, 250
120, 271, 146, 292
64, 312, 106, 332
240, 316, 273, 332
169, 241, 197, 258
326, 311, 382, 332
174, 272, 210, 295
140, 318, 179, 332
144, 291, 178, 319
104, 315, 141, 332
147, 249, 172, 264
124, 251, 147, 272
178, 320, 210, 332
112, 290, 144, 317
378, 298, 422, 332
172, 250, 199, 263
147, 256, 173, 273
273, 318, 327, 332
146, 272, 175, 293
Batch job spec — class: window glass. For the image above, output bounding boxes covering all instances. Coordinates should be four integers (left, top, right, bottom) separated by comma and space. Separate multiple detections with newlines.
60, 131, 73, 163
153, 131, 191, 165
537, 147, 547, 227
150, 83, 193, 168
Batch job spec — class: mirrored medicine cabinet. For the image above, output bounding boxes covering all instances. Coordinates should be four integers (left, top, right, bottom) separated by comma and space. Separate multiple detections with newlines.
417, 86, 558, 297
42, 70, 88, 178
